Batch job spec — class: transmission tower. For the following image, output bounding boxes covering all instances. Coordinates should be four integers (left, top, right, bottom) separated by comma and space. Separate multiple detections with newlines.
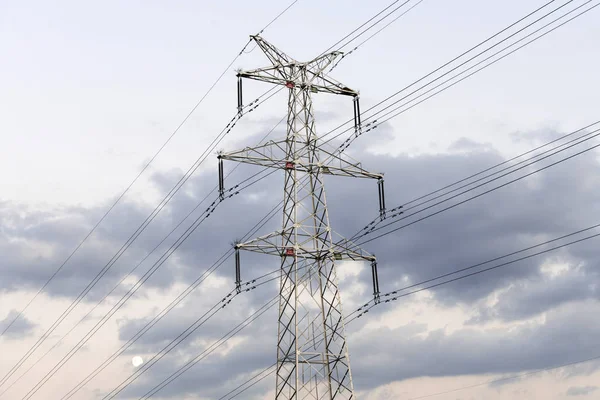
218, 35, 385, 399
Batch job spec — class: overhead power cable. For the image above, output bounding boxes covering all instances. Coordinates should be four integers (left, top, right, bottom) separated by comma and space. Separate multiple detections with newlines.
218, 364, 276, 400
350, 122, 600, 241
317, 0, 412, 57
0, 166, 271, 398
225, 366, 276, 399
0, 0, 298, 340
329, 0, 426, 71
137, 297, 279, 400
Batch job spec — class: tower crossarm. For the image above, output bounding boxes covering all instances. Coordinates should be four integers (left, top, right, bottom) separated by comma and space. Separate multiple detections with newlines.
220, 140, 383, 180
240, 72, 358, 97
235, 230, 375, 262
238, 66, 295, 87
238, 65, 357, 97
238, 36, 356, 97
317, 147, 383, 180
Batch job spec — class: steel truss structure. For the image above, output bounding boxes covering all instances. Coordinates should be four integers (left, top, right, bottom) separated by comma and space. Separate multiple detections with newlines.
219, 35, 385, 400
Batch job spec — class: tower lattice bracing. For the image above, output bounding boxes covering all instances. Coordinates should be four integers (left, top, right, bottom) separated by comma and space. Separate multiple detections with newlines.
219, 35, 385, 400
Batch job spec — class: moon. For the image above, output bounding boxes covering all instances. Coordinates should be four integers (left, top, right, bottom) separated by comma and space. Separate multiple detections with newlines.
132, 356, 143, 367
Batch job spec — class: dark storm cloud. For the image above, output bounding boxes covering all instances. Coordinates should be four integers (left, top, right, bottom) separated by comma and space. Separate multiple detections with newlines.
0, 310, 36, 339
567, 386, 599, 396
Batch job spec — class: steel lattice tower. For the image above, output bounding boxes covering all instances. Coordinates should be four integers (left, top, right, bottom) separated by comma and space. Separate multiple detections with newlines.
218, 35, 385, 400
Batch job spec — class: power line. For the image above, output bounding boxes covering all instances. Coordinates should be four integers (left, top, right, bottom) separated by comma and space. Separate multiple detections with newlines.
225, 365, 276, 399
256, 0, 298, 35
318, 0, 411, 57
329, 0, 425, 72
0, 183, 221, 398
15, 111, 290, 396
334, 0, 413, 52
101, 287, 249, 399
299, 224, 600, 361
0, 167, 269, 397
137, 297, 279, 400
215, 342, 600, 399
360, 224, 600, 308
11, 88, 281, 399
358, 0, 570, 116
218, 364, 276, 400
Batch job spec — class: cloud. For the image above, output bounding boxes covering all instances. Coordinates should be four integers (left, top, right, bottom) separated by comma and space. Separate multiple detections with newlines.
0, 310, 37, 340
2, 125, 600, 399
349, 300, 600, 390
566, 385, 599, 396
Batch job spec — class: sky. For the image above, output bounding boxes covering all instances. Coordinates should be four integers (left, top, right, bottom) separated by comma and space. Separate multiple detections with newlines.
1, 0, 600, 399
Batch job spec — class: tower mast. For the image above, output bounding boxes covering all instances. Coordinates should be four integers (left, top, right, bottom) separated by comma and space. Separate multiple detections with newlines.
219, 35, 384, 399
